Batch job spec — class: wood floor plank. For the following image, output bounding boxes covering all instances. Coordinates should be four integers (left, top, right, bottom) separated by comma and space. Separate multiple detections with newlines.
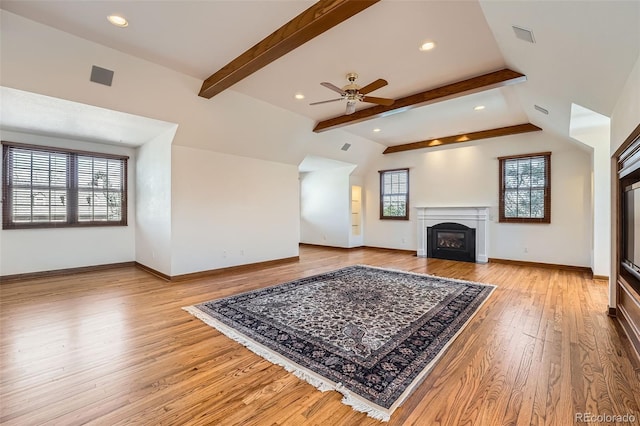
1, 245, 639, 425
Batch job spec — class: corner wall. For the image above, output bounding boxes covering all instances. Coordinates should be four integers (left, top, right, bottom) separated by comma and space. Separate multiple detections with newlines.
135, 127, 176, 276
300, 166, 355, 248
170, 146, 300, 276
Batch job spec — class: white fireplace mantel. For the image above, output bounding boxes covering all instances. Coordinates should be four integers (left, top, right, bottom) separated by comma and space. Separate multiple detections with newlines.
416, 206, 490, 263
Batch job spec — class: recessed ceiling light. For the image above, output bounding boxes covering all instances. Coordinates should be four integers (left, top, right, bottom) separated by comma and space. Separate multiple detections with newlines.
294, 93, 305, 100
474, 105, 486, 111
107, 15, 128, 28
419, 41, 436, 51
373, 128, 381, 133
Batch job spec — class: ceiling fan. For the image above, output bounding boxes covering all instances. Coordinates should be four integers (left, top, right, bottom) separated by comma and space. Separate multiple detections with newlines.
310, 73, 395, 115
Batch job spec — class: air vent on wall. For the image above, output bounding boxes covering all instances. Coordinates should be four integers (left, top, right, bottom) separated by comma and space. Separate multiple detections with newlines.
512, 25, 536, 43
534, 104, 549, 115
90, 65, 114, 86
341, 143, 351, 151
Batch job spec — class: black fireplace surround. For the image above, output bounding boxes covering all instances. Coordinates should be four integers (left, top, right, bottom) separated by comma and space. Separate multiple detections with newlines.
427, 222, 476, 263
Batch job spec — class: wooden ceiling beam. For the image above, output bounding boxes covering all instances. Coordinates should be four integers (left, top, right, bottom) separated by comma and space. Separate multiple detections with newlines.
383, 123, 542, 154
313, 69, 527, 132
198, 0, 380, 99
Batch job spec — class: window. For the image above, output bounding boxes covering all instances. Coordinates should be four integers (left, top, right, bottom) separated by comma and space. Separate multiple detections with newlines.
380, 168, 409, 220
2, 142, 128, 229
499, 152, 550, 223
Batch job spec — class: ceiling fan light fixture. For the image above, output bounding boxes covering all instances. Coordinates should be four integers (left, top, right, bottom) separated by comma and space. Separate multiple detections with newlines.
419, 41, 436, 51
373, 128, 381, 133
294, 93, 305, 100
474, 105, 486, 111
107, 15, 128, 27
346, 100, 357, 115
311, 73, 393, 115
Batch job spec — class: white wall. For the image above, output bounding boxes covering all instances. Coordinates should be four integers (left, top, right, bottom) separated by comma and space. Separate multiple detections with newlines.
611, 56, 640, 155
610, 54, 640, 306
569, 104, 612, 277
170, 146, 300, 276
363, 131, 593, 267
300, 166, 355, 248
0, 130, 136, 276
135, 127, 176, 276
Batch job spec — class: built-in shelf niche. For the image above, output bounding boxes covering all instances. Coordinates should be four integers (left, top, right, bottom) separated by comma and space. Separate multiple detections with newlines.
351, 185, 362, 236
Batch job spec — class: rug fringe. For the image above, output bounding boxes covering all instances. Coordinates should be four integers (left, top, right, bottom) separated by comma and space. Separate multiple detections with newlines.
338, 385, 391, 422
182, 306, 392, 422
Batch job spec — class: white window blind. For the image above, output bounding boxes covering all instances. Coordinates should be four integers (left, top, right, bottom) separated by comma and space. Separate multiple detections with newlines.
499, 152, 550, 223
380, 168, 409, 220
3, 142, 127, 229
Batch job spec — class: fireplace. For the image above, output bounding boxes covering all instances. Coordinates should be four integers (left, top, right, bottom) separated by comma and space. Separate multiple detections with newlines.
427, 222, 476, 263
416, 206, 488, 263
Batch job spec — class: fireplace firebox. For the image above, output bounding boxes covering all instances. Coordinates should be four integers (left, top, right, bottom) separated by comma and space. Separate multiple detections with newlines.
427, 222, 476, 263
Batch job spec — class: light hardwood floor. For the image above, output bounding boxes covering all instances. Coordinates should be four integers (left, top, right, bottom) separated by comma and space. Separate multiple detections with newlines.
1, 245, 639, 425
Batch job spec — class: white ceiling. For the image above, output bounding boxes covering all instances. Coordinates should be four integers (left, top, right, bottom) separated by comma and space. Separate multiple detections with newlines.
0, 0, 638, 149
0, 86, 176, 146
298, 155, 356, 173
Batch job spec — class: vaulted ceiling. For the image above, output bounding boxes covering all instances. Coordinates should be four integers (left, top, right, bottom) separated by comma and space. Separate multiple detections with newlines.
1, 0, 638, 152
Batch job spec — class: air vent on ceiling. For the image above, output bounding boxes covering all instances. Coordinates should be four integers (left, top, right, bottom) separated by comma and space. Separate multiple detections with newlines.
341, 143, 351, 151
534, 104, 549, 115
90, 65, 114, 86
512, 25, 535, 43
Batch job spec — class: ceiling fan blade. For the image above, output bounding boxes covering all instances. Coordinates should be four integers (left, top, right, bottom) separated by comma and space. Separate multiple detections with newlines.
362, 96, 395, 106
309, 98, 342, 106
320, 82, 346, 95
359, 78, 388, 94
345, 101, 356, 115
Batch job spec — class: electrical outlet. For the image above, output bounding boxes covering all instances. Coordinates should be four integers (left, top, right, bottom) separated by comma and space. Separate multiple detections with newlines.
524, 247, 528, 253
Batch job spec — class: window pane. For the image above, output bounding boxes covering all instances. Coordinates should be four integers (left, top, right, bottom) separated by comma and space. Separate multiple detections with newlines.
517, 159, 531, 188
504, 190, 518, 217
6, 148, 69, 224
77, 156, 124, 222
31, 152, 51, 186
517, 190, 531, 217
530, 158, 545, 187
504, 160, 519, 188
530, 189, 545, 218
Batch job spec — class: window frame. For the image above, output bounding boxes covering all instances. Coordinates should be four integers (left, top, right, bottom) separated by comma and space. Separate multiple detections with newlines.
2, 141, 128, 230
498, 151, 551, 224
379, 168, 410, 220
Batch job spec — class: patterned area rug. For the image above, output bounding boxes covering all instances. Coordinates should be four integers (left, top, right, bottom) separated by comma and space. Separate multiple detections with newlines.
184, 265, 495, 421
